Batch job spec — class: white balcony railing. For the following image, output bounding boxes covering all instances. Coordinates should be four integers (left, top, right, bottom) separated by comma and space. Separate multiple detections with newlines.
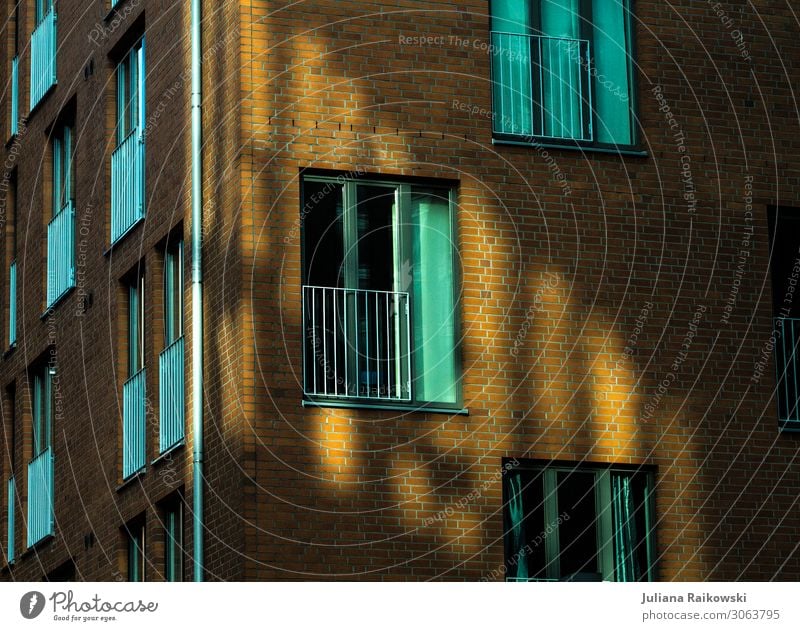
303, 286, 411, 402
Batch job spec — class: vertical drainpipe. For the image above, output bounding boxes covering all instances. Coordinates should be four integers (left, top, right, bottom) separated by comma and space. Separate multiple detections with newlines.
191, 0, 205, 582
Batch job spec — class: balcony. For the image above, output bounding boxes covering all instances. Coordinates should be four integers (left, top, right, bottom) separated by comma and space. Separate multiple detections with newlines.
8, 260, 16, 346
111, 129, 145, 244
775, 318, 800, 429
27, 447, 54, 547
302, 286, 411, 402
159, 336, 185, 452
47, 200, 75, 308
123, 368, 146, 479
10, 56, 19, 137
491, 31, 592, 142
6, 476, 14, 564
30, 5, 57, 110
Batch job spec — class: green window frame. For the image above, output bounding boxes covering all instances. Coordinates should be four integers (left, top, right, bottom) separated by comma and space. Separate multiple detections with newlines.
128, 268, 145, 377
34, 0, 53, 26
490, 0, 638, 149
301, 175, 461, 409
31, 364, 54, 457
52, 125, 74, 217
116, 38, 145, 146
163, 500, 183, 581
126, 521, 145, 582
164, 240, 184, 346
503, 461, 656, 581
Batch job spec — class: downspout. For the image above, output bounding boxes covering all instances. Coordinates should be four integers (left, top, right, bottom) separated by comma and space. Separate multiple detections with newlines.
190, 0, 204, 582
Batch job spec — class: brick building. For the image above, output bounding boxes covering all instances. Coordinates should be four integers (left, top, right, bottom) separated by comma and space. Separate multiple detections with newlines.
1, 0, 799, 581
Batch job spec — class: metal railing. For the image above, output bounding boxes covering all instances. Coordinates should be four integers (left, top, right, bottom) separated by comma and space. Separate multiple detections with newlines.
159, 336, 185, 452
491, 32, 592, 142
8, 261, 16, 346
47, 199, 75, 307
27, 447, 54, 547
111, 128, 145, 244
303, 286, 411, 401
30, 5, 57, 109
6, 476, 14, 564
11, 56, 19, 137
123, 368, 146, 479
775, 318, 800, 426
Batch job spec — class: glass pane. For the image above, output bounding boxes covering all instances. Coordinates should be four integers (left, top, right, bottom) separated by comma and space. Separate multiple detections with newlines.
410, 190, 457, 403
491, 1, 533, 135
303, 181, 344, 288
504, 470, 547, 580
355, 185, 396, 292
556, 470, 600, 579
592, 0, 633, 144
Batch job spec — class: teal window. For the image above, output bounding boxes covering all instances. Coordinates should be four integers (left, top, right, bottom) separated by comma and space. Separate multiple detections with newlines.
34, 0, 54, 25
122, 267, 146, 479
302, 175, 460, 407
7, 172, 17, 347
159, 240, 185, 453
47, 124, 76, 307
491, 0, 637, 148
111, 38, 146, 243
126, 520, 145, 582
52, 125, 74, 216
128, 269, 145, 377
767, 206, 800, 431
32, 364, 53, 457
28, 363, 55, 547
164, 241, 183, 345
503, 462, 656, 581
116, 39, 145, 145
163, 499, 183, 581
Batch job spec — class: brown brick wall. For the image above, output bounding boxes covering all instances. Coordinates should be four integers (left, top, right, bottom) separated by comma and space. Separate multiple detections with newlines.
1, 0, 800, 583
238, 0, 800, 580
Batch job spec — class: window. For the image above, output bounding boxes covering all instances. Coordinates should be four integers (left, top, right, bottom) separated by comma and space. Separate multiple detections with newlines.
111, 38, 145, 243
125, 519, 145, 582
31, 364, 54, 458
768, 206, 800, 431
502, 461, 655, 581
47, 123, 76, 307
9, 1, 20, 138
28, 362, 55, 547
302, 175, 460, 407
490, 0, 636, 148
116, 39, 145, 146
163, 498, 183, 581
122, 266, 146, 479
6, 171, 17, 347
127, 268, 145, 378
159, 239, 185, 452
5, 384, 16, 564
30, 0, 57, 109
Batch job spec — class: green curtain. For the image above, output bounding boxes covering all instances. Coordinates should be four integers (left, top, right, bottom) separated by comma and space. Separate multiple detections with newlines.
540, 0, 582, 139
592, 0, 633, 144
508, 473, 529, 580
411, 192, 457, 404
612, 474, 640, 581
491, 0, 533, 136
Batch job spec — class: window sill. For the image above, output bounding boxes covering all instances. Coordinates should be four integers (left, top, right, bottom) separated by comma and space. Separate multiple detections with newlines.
492, 137, 648, 157
302, 398, 468, 416
117, 468, 147, 492
41, 286, 76, 319
3, 343, 17, 360
104, 217, 145, 257
152, 441, 185, 465
22, 533, 55, 558
779, 421, 800, 434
